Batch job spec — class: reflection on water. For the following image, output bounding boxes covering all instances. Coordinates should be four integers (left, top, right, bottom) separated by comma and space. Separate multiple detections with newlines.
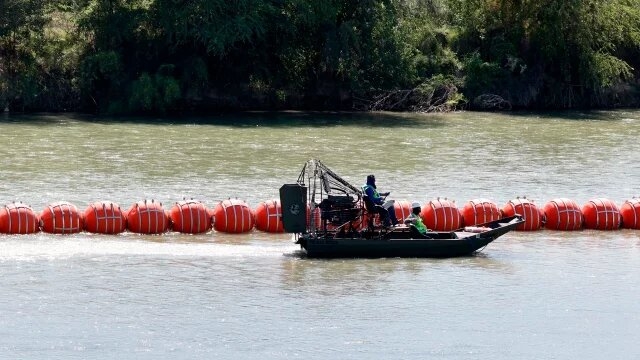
279, 257, 410, 296
278, 250, 517, 298
1, 111, 640, 359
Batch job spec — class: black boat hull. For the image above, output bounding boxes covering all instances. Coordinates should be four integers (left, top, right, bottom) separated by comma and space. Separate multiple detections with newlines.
297, 215, 524, 258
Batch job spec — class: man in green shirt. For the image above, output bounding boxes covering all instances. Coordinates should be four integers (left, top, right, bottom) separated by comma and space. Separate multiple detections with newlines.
404, 202, 429, 236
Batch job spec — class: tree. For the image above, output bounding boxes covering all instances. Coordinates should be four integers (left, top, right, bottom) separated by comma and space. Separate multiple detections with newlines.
531, 0, 640, 106
450, 0, 640, 108
0, 0, 48, 110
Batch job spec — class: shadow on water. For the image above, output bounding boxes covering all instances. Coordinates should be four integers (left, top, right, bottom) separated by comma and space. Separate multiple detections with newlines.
278, 256, 413, 297
497, 109, 636, 121
0, 112, 94, 125
1, 111, 448, 129
3, 109, 637, 128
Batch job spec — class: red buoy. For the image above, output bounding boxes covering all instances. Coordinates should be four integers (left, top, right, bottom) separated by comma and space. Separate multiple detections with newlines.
461, 199, 501, 226
501, 198, 542, 231
126, 199, 170, 234
393, 200, 413, 223
40, 202, 83, 234
84, 201, 127, 234
255, 199, 284, 233
212, 199, 255, 233
170, 200, 211, 234
542, 198, 582, 231
620, 198, 640, 229
0, 202, 39, 234
581, 198, 621, 230
421, 198, 462, 231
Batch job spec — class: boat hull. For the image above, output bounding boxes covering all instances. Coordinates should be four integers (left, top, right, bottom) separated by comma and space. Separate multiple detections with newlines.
297, 215, 523, 258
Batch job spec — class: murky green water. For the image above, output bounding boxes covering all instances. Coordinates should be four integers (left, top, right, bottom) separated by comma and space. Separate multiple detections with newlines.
1, 111, 639, 359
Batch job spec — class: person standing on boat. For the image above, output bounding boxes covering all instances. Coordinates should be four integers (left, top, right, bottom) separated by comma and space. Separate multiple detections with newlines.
362, 174, 398, 227
404, 202, 429, 235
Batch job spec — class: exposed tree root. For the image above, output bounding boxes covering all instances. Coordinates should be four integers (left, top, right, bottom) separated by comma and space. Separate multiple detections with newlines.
472, 94, 512, 110
355, 81, 464, 112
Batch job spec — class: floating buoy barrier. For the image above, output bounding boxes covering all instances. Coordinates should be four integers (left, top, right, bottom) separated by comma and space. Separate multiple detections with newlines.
0, 202, 39, 234
461, 199, 501, 227
84, 201, 127, 234
213, 199, 255, 233
502, 198, 542, 231
542, 198, 582, 231
620, 198, 640, 230
581, 198, 621, 230
5, 193, 640, 235
421, 198, 462, 231
169, 200, 211, 234
40, 202, 83, 234
126, 199, 170, 234
255, 199, 284, 233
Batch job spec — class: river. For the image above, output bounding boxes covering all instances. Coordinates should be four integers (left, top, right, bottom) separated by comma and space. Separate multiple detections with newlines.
0, 111, 639, 359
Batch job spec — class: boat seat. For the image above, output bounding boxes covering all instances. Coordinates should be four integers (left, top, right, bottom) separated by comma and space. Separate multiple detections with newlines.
362, 194, 389, 230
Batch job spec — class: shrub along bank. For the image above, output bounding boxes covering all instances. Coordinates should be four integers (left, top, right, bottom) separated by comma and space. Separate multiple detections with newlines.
1, 0, 639, 114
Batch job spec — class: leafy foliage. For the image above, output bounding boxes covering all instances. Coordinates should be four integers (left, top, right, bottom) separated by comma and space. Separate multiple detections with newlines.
0, 0, 48, 110
2, 0, 640, 113
451, 0, 640, 108
129, 66, 181, 114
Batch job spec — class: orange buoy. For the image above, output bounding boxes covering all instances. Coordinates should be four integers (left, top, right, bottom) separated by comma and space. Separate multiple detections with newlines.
84, 201, 127, 234
421, 198, 462, 231
170, 200, 211, 234
501, 198, 542, 231
620, 198, 640, 229
542, 198, 582, 231
40, 202, 83, 234
461, 198, 502, 226
393, 200, 413, 223
582, 198, 621, 230
126, 199, 170, 234
0, 202, 39, 234
212, 199, 255, 233
255, 199, 284, 233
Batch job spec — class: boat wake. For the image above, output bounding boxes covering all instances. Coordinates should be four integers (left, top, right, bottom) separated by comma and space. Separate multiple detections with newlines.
0, 234, 298, 261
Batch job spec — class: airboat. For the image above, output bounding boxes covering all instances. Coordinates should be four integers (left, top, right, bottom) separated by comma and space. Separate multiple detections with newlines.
279, 159, 524, 258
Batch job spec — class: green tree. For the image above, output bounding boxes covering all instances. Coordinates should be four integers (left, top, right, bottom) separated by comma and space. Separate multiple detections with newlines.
0, 0, 48, 111
272, 0, 417, 107
76, 0, 151, 113
531, 0, 640, 107
450, 0, 640, 108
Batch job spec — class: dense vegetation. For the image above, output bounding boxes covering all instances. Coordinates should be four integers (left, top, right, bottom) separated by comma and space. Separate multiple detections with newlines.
2, 0, 640, 114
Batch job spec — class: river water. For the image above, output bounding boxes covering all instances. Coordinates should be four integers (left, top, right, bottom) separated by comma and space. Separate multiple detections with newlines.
0, 111, 639, 359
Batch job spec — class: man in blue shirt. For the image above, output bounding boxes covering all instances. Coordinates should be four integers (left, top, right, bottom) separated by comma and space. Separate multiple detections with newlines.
362, 174, 398, 227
